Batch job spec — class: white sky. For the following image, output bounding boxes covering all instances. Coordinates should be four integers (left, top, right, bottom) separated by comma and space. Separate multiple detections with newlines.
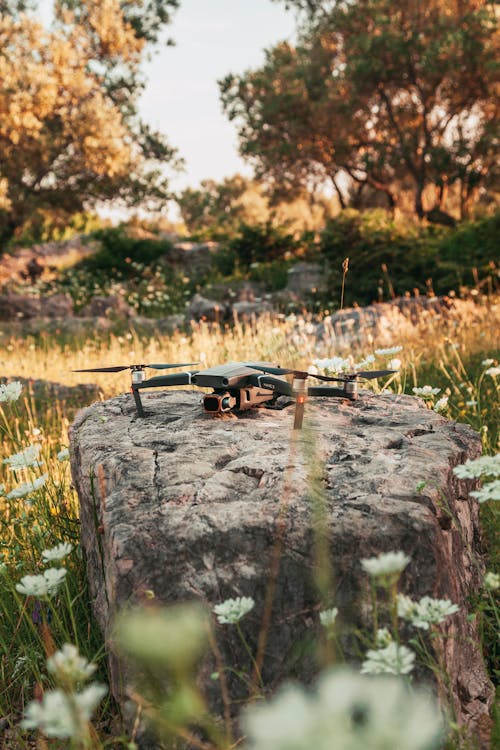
139, 0, 297, 192
38, 0, 297, 195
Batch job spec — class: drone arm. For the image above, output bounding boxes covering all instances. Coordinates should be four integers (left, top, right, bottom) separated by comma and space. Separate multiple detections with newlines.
246, 374, 293, 396
136, 372, 197, 389
307, 385, 351, 399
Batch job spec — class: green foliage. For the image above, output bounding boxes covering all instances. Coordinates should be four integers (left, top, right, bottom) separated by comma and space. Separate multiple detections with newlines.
320, 210, 499, 306
222, 0, 498, 218
228, 222, 302, 269
82, 226, 174, 275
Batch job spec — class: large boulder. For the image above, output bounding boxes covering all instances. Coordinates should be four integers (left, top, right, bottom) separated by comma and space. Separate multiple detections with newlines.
69, 388, 492, 743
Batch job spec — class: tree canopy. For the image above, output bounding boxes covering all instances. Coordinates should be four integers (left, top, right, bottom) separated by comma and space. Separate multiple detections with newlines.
0, 0, 179, 242
221, 0, 499, 220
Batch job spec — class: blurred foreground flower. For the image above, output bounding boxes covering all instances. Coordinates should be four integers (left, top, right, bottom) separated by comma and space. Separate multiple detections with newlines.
241, 668, 443, 750
375, 346, 403, 356
0, 380, 22, 402
484, 572, 500, 591
114, 602, 208, 673
214, 596, 255, 624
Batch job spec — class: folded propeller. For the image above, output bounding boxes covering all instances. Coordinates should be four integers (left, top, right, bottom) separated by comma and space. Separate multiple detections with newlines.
73, 363, 198, 373
246, 363, 397, 382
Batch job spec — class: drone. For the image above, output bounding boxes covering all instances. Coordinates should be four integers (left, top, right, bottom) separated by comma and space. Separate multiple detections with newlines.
73, 361, 396, 429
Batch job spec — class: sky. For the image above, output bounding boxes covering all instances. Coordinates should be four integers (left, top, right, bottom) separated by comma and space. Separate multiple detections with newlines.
39, 0, 297, 195
139, 0, 296, 192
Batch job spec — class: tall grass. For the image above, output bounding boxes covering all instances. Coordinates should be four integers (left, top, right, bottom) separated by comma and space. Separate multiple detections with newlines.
0, 296, 498, 748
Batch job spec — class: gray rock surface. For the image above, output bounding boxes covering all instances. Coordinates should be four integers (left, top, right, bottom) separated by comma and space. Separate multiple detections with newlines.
70, 386, 493, 742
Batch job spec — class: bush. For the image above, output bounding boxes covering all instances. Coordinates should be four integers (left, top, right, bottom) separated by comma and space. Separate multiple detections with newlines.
320, 209, 499, 307
80, 226, 174, 275
228, 222, 302, 269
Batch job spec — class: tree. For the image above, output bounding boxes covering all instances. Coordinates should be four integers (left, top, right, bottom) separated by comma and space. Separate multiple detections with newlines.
221, 0, 499, 220
0, 0, 179, 243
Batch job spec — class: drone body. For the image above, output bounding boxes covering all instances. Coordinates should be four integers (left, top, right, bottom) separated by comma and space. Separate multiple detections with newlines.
74, 361, 396, 428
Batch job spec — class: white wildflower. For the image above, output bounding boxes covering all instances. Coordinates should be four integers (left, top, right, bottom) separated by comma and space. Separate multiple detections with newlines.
375, 346, 403, 356
354, 354, 376, 369
47, 644, 96, 684
375, 628, 393, 647
484, 367, 500, 377
6, 473, 48, 499
361, 551, 410, 578
42, 542, 73, 562
319, 607, 338, 628
15, 574, 50, 598
400, 596, 459, 630
433, 396, 449, 413
397, 593, 419, 620
453, 454, 500, 480
361, 642, 416, 675
466, 400, 478, 407
412, 386, 441, 397
242, 667, 443, 750
3, 444, 43, 470
481, 359, 494, 367
388, 357, 402, 371
0, 380, 22, 402
312, 357, 351, 373
16, 567, 67, 598
484, 572, 500, 591
470, 480, 500, 503
57, 448, 70, 461
214, 596, 255, 624
22, 684, 106, 738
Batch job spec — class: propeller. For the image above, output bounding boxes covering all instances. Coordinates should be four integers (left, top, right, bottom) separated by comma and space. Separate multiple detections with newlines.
247, 363, 397, 383
73, 363, 198, 373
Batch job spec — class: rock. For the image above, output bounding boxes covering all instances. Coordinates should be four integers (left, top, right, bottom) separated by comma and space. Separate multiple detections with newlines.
187, 292, 229, 322
0, 236, 98, 285
169, 241, 220, 276
70, 388, 492, 744
79, 295, 132, 319
0, 293, 74, 320
231, 299, 273, 318
286, 262, 327, 295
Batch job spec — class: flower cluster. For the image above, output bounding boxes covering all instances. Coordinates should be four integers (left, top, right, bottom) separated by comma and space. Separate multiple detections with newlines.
3, 444, 43, 470
47, 644, 96, 684
361, 642, 416, 676
361, 551, 410, 579
0, 380, 22, 402
6, 473, 47, 500
16, 568, 67, 598
453, 454, 500, 480
42, 542, 73, 562
22, 684, 106, 739
412, 385, 441, 397
397, 594, 459, 629
214, 596, 255, 624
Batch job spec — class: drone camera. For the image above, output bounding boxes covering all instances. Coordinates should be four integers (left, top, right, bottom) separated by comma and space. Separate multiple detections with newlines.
203, 392, 236, 413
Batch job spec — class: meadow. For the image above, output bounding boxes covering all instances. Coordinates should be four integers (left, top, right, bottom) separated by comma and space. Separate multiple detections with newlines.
0, 295, 498, 749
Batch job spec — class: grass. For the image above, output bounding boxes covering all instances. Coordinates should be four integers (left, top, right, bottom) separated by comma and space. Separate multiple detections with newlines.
0, 295, 498, 748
